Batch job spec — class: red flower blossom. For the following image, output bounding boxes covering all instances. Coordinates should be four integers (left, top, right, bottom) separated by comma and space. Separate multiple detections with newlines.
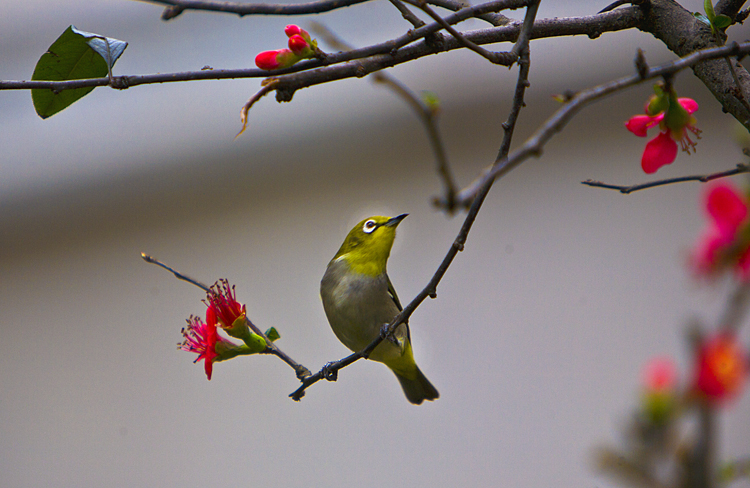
206, 279, 246, 331
179, 315, 227, 380
691, 182, 750, 280
626, 87, 700, 174
693, 333, 748, 403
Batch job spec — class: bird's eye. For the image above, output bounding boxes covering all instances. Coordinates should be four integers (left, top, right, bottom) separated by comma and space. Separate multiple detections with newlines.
363, 220, 377, 234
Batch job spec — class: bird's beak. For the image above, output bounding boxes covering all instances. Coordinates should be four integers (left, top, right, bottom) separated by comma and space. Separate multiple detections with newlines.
385, 213, 408, 227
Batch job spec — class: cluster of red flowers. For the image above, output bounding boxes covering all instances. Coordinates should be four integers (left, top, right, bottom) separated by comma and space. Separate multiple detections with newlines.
255, 25, 319, 70
642, 334, 747, 413
179, 279, 248, 380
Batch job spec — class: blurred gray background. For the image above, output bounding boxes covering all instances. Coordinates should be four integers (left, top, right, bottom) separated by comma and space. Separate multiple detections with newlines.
1, 1, 748, 487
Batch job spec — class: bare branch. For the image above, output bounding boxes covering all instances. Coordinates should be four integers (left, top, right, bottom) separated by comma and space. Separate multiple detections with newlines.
311, 23, 459, 209
414, 0, 517, 65
141, 252, 210, 291
581, 164, 750, 194
144, 0, 373, 19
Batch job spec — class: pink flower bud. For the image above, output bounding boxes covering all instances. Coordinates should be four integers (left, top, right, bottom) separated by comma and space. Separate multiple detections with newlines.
288, 34, 311, 55
255, 49, 283, 70
284, 24, 302, 37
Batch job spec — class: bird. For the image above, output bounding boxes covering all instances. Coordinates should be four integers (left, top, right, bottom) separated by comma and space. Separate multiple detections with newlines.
320, 214, 439, 404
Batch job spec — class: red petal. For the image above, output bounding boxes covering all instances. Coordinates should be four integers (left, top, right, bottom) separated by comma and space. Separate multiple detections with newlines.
641, 131, 677, 174
626, 115, 659, 137
678, 97, 699, 114
706, 183, 748, 234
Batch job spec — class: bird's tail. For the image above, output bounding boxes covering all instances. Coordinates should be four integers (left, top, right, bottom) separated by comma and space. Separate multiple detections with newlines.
383, 340, 439, 405
392, 366, 439, 405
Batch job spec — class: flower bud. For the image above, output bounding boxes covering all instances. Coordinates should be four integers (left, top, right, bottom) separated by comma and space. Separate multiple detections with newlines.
284, 24, 311, 43
288, 34, 312, 56
255, 48, 298, 70
641, 357, 678, 425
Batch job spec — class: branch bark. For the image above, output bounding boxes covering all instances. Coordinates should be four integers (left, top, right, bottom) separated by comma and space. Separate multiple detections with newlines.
641, 0, 750, 130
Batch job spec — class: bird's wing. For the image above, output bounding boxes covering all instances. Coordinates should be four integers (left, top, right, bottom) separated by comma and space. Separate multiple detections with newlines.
386, 275, 411, 341
386, 275, 403, 311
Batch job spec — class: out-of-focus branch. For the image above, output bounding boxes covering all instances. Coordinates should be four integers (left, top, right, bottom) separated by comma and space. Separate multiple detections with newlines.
581, 164, 750, 194
311, 23, 459, 209
415, 0, 517, 65
145, 0, 373, 20
449, 41, 750, 207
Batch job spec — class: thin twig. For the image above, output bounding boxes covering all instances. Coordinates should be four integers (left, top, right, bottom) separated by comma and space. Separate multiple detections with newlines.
291, 0, 539, 401
387, 0, 426, 29
414, 0, 517, 65
581, 164, 750, 194
236, 80, 279, 138
141, 253, 210, 291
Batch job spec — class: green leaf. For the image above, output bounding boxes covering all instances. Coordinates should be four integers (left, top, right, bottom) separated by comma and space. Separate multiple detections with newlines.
704, 0, 716, 21
694, 12, 711, 26
264, 327, 280, 342
713, 14, 731, 29
31, 26, 127, 119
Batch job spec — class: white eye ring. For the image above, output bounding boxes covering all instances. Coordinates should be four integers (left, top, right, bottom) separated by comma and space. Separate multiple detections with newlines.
363, 219, 377, 233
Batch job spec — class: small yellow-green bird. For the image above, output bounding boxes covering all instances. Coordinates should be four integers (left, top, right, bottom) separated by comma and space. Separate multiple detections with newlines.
320, 214, 439, 404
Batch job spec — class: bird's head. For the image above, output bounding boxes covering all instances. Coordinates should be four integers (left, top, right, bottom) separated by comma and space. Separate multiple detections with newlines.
331, 214, 408, 276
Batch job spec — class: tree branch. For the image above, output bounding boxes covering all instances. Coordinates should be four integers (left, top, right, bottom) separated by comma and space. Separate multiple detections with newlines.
146, 0, 373, 19
0, 6, 640, 93
581, 164, 750, 194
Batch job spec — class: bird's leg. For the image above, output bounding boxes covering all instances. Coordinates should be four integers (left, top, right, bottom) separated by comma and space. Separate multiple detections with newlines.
380, 323, 399, 345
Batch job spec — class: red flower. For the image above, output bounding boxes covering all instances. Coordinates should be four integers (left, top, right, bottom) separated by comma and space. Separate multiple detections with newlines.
206, 279, 246, 331
693, 333, 748, 403
691, 182, 750, 280
179, 315, 226, 380
626, 88, 700, 174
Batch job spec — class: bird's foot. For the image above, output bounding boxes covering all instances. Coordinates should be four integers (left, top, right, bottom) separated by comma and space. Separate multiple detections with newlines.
321, 362, 338, 381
